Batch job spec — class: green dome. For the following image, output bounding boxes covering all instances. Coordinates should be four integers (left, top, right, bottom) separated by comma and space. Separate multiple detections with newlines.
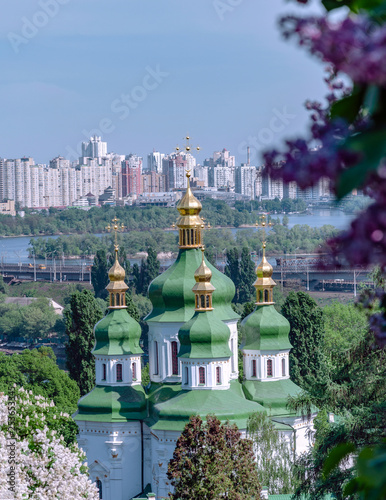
146, 247, 238, 323
178, 310, 232, 359
146, 380, 266, 431
240, 304, 292, 351
75, 385, 147, 422
93, 308, 143, 356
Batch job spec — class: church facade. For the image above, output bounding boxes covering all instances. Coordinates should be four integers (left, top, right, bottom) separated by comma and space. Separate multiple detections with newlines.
73, 173, 317, 500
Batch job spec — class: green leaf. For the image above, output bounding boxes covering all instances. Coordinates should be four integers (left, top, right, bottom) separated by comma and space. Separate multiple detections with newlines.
322, 442, 356, 479
336, 129, 386, 199
330, 87, 364, 123
363, 85, 381, 117
322, 0, 357, 12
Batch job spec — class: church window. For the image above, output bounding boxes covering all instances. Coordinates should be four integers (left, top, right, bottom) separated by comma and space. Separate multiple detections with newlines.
195, 295, 199, 308
264, 289, 269, 302
282, 358, 286, 376
185, 366, 189, 385
181, 230, 185, 246
111, 294, 115, 307
171, 341, 179, 375
199, 367, 205, 385
116, 363, 123, 382
191, 229, 194, 245
259, 290, 263, 303
102, 363, 106, 381
206, 295, 210, 308
267, 359, 273, 377
216, 366, 221, 384
200, 295, 205, 308
186, 229, 190, 246
116, 293, 120, 306
252, 359, 257, 377
132, 362, 137, 380
96, 479, 102, 499
154, 341, 159, 375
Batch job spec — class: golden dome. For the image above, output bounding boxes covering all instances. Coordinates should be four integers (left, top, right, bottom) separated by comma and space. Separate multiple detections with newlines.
192, 247, 215, 294
254, 244, 276, 287
108, 247, 126, 282
194, 248, 212, 283
176, 171, 202, 216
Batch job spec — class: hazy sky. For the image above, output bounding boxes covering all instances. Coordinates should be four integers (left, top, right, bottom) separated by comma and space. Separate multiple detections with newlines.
1, 0, 326, 165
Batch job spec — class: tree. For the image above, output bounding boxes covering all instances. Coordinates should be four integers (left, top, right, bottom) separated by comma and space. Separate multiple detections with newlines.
64, 290, 103, 396
91, 249, 109, 299
238, 247, 256, 304
281, 291, 327, 395
225, 248, 240, 302
0, 388, 99, 500
167, 415, 261, 500
247, 412, 298, 495
125, 292, 140, 322
0, 347, 80, 434
0, 276, 8, 295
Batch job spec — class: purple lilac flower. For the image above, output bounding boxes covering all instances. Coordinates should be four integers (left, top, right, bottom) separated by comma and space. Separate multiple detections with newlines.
279, 15, 386, 86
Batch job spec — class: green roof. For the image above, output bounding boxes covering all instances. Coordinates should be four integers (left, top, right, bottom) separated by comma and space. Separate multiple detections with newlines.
93, 308, 143, 356
146, 247, 238, 323
146, 380, 266, 431
243, 378, 302, 417
240, 304, 292, 351
74, 385, 147, 422
178, 310, 232, 359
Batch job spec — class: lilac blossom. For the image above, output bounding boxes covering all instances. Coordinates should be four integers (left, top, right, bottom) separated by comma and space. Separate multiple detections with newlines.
280, 15, 386, 86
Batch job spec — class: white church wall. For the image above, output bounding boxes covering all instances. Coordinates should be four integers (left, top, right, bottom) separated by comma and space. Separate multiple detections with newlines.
77, 420, 143, 500
224, 319, 239, 380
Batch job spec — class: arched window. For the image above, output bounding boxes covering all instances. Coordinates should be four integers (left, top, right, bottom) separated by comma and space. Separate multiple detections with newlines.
264, 289, 269, 302
258, 290, 263, 303
171, 341, 179, 375
267, 359, 273, 378
132, 362, 137, 380
96, 479, 102, 499
282, 358, 286, 376
216, 366, 221, 384
181, 230, 185, 246
102, 363, 106, 381
191, 229, 194, 245
195, 295, 199, 308
200, 295, 205, 308
185, 366, 189, 385
116, 293, 120, 306
199, 367, 205, 385
116, 363, 123, 382
111, 294, 115, 307
206, 295, 210, 308
154, 341, 159, 375
252, 359, 257, 378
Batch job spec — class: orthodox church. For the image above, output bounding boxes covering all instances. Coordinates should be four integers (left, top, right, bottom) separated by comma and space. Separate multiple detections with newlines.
73, 172, 317, 500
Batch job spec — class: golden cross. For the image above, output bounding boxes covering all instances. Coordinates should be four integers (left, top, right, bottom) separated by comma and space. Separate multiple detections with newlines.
176, 135, 200, 155
106, 216, 125, 248
255, 214, 272, 248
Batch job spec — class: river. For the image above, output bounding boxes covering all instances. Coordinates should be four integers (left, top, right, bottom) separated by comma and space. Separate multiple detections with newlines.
0, 209, 354, 265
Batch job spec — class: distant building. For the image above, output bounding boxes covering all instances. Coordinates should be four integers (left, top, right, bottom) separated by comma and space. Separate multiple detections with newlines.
147, 151, 165, 174
82, 135, 107, 159
99, 186, 116, 206
235, 164, 258, 199
122, 155, 143, 197
0, 200, 16, 216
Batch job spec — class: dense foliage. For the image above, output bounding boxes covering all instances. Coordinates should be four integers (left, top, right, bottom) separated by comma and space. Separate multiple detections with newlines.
167, 415, 261, 500
64, 290, 103, 396
282, 292, 328, 395
0, 347, 79, 433
247, 412, 298, 495
0, 295, 62, 340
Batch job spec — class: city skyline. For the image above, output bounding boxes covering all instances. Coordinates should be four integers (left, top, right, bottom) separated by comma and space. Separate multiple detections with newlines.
1, 0, 326, 165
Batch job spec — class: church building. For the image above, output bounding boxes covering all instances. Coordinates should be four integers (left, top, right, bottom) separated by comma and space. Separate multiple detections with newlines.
73, 172, 317, 500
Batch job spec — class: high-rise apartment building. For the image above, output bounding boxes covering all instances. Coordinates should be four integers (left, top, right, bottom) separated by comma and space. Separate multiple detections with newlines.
147, 151, 165, 173
121, 155, 143, 197
81, 135, 107, 158
162, 152, 196, 191
235, 164, 258, 199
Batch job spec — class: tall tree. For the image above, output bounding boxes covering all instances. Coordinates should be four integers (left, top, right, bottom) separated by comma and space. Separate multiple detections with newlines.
91, 249, 109, 298
64, 290, 103, 396
225, 247, 240, 302
248, 412, 298, 495
238, 247, 256, 304
167, 415, 261, 500
143, 246, 160, 292
281, 291, 327, 395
